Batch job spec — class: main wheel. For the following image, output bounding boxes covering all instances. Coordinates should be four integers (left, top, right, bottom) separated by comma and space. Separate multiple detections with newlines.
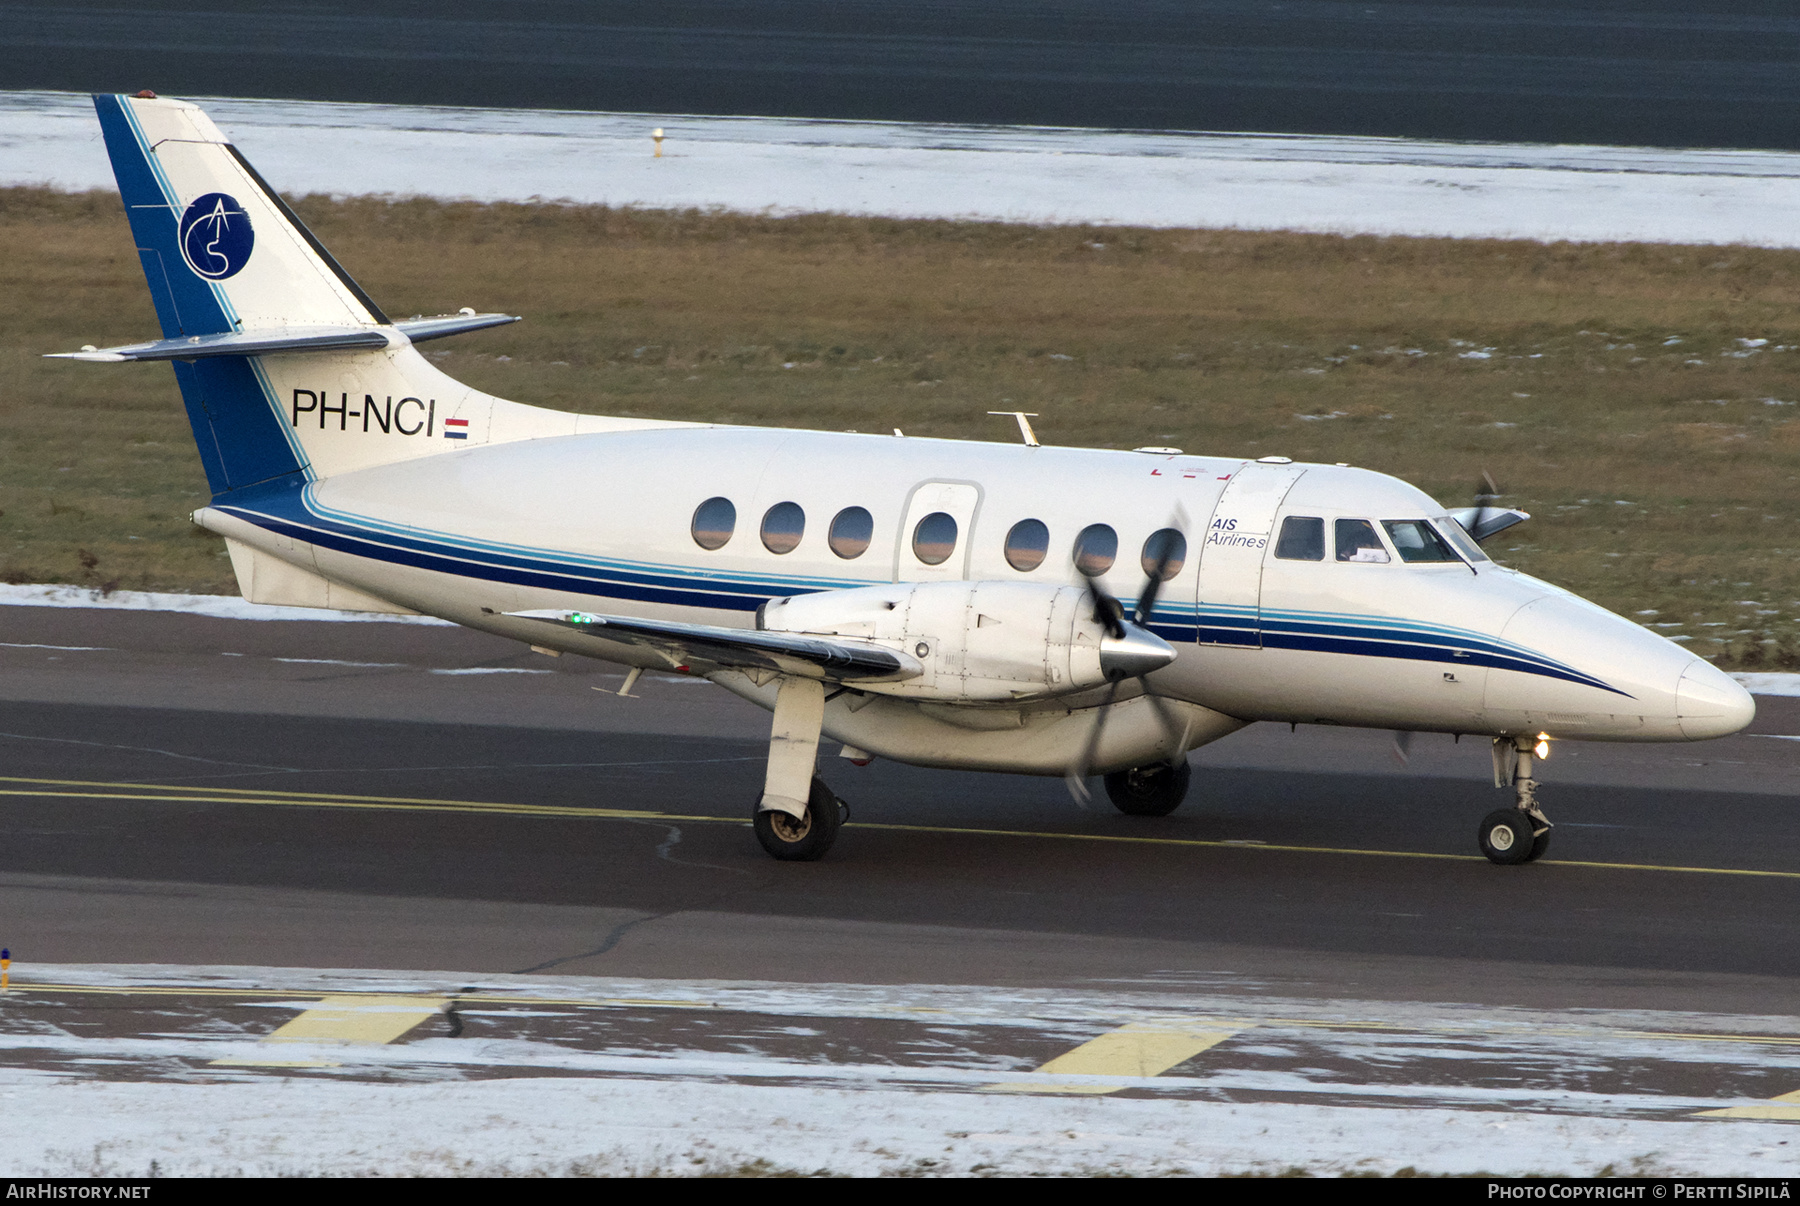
1478, 808, 1535, 865
1103, 760, 1192, 817
752, 776, 843, 861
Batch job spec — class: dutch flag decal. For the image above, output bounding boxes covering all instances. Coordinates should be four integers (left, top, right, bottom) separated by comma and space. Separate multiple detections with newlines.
444, 418, 469, 440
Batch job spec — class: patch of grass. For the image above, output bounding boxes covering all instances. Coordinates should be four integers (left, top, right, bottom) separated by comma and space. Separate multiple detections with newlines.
5, 188, 1798, 664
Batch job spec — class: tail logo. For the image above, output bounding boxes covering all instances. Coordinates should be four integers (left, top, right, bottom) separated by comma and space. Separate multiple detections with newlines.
178, 193, 255, 280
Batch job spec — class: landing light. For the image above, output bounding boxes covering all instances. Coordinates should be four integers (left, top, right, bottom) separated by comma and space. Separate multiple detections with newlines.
1534, 734, 1551, 759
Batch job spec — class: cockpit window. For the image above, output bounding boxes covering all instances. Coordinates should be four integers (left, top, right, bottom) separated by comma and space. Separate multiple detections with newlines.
1275, 516, 1325, 561
1335, 519, 1390, 563
1434, 518, 1490, 563
1382, 520, 1460, 564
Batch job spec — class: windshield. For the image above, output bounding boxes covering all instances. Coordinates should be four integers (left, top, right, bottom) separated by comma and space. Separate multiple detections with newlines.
1382, 520, 1461, 564
1432, 517, 1490, 563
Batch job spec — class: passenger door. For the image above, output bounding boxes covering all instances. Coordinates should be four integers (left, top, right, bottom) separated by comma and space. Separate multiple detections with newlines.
1194, 462, 1306, 646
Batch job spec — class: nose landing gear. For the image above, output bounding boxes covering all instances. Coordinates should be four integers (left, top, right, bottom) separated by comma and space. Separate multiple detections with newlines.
1480, 737, 1552, 865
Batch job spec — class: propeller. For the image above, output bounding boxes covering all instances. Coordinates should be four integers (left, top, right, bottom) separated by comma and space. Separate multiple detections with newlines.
1471, 470, 1503, 534
1448, 470, 1530, 544
1064, 521, 1190, 804
1391, 729, 1414, 766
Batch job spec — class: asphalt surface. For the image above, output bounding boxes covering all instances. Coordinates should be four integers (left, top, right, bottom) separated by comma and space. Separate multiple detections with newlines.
4, 2, 1799, 148
2, 603, 1799, 1017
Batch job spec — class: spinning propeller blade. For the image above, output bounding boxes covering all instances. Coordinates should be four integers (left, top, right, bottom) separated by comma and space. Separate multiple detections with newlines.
1064, 514, 1190, 803
1472, 470, 1502, 533
1391, 729, 1415, 766
1447, 471, 1530, 545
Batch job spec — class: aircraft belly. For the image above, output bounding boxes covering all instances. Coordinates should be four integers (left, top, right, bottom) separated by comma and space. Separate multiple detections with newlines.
714, 672, 1246, 776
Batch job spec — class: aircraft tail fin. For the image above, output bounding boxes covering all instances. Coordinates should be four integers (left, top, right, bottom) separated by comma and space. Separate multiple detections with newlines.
94, 91, 386, 340
82, 92, 558, 497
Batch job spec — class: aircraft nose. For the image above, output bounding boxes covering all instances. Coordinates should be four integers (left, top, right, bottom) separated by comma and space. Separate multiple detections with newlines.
1676, 659, 1756, 740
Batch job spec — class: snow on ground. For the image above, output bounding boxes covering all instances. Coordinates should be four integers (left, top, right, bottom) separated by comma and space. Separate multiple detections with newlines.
1729, 674, 1800, 698
4, 90, 1799, 245
5, 1076, 1790, 1178
0, 582, 448, 624
6, 964, 1799, 1177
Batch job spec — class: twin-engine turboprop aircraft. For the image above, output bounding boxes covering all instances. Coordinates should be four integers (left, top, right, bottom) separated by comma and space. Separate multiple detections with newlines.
56, 93, 1756, 864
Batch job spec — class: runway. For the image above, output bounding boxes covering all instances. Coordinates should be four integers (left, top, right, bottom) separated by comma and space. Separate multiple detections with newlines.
4, 601, 1800, 1173
4, 1, 1798, 148
3, 600, 1798, 1004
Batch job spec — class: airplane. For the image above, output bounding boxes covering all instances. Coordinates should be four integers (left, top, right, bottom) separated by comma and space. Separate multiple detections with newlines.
52, 92, 1756, 865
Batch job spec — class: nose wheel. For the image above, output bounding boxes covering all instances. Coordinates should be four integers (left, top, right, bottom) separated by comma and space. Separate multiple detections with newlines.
1477, 808, 1550, 865
1480, 737, 1552, 865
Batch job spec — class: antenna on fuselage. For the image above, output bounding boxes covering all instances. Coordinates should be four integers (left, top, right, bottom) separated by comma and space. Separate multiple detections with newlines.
988, 411, 1041, 447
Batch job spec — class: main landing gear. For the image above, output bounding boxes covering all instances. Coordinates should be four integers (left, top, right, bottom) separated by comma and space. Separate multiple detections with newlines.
1479, 736, 1552, 865
1103, 759, 1192, 817
753, 775, 849, 861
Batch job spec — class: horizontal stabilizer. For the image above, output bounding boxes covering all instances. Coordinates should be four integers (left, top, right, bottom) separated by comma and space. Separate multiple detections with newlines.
507, 609, 922, 682
391, 312, 521, 343
48, 313, 520, 363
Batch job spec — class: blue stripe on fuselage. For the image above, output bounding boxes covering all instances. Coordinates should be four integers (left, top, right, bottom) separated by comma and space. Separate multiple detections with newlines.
214, 481, 1621, 694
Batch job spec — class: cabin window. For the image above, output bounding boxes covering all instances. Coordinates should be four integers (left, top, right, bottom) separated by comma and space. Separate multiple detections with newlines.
1435, 518, 1490, 563
691, 497, 736, 550
1274, 516, 1325, 561
760, 501, 806, 554
1335, 518, 1390, 563
1383, 519, 1460, 564
1004, 518, 1050, 571
1072, 523, 1118, 576
912, 511, 959, 565
1141, 528, 1186, 580
828, 506, 874, 559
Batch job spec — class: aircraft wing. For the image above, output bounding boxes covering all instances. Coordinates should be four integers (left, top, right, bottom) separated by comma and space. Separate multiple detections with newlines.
505, 609, 922, 682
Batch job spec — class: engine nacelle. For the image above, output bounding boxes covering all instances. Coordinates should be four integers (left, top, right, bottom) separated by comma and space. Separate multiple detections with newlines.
759, 580, 1172, 704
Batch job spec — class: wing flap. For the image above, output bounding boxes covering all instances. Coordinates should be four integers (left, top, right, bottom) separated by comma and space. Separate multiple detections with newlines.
506, 609, 922, 682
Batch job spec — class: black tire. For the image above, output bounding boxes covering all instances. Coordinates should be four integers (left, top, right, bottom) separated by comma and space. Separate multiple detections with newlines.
1524, 822, 1551, 863
1478, 808, 1535, 865
1103, 760, 1192, 817
753, 777, 843, 861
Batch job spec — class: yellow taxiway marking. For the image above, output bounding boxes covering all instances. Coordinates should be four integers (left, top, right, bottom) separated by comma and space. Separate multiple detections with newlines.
208, 994, 446, 1068
263, 994, 446, 1045
985, 1021, 1247, 1095
1696, 1088, 1800, 1121
10, 774, 1800, 881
